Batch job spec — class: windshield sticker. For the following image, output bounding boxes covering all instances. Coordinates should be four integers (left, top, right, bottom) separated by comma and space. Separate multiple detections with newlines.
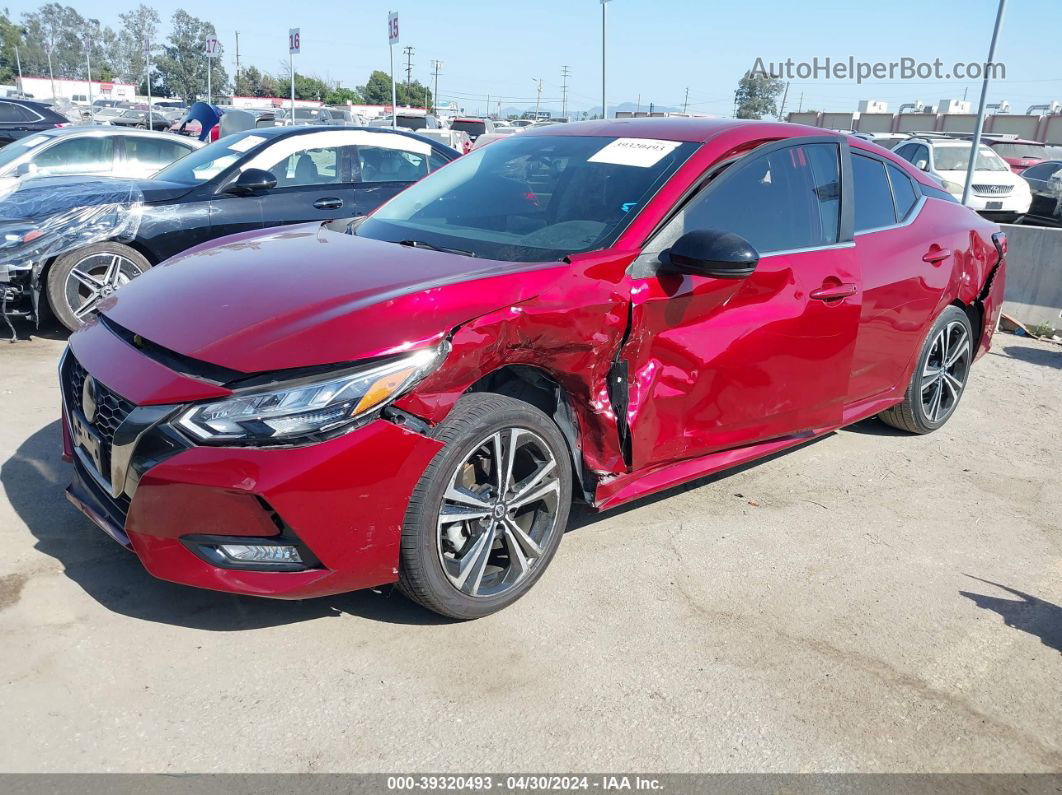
228, 135, 267, 153
589, 138, 682, 168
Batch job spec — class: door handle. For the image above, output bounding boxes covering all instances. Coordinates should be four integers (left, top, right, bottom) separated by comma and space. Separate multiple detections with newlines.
922, 246, 953, 264
313, 197, 344, 210
809, 283, 858, 302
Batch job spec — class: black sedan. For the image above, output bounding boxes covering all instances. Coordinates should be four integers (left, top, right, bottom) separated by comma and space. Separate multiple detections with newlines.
0, 125, 458, 332
1022, 160, 1062, 226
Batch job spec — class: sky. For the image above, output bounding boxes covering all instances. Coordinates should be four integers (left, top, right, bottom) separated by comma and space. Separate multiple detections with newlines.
7, 0, 1062, 116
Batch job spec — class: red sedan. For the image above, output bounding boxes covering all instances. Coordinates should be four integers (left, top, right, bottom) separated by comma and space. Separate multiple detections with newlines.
59, 118, 1006, 619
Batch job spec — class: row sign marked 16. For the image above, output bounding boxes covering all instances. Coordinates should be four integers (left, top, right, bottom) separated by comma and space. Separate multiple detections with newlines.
289, 28, 300, 55
203, 36, 220, 58
388, 12, 400, 45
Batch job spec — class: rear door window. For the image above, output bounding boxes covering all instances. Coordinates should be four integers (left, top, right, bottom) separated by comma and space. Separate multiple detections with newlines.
886, 163, 919, 220
852, 154, 897, 232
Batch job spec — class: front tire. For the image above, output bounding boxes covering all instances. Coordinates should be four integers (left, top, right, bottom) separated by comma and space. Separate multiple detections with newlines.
398, 393, 573, 619
879, 305, 973, 434
46, 242, 151, 331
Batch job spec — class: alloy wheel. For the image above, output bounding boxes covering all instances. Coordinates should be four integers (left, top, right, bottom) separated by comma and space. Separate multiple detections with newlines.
920, 320, 971, 423
436, 428, 562, 599
64, 253, 143, 322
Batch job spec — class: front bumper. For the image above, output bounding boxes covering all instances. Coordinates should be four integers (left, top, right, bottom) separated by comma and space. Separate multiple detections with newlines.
61, 321, 443, 600
958, 192, 1032, 214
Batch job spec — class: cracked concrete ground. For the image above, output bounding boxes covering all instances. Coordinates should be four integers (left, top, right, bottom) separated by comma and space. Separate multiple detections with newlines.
0, 328, 1059, 773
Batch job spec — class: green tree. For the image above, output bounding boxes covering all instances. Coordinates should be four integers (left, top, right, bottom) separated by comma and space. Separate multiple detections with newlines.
325, 85, 362, 105
116, 4, 159, 90
0, 11, 23, 84
357, 69, 430, 108
155, 10, 228, 104
20, 3, 86, 81
733, 70, 784, 119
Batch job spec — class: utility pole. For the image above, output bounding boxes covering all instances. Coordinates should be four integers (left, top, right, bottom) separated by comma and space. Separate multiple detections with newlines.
145, 37, 153, 128
797, 92, 803, 113
682, 87, 688, 114
84, 22, 94, 107
777, 80, 790, 121
486, 93, 490, 119
533, 77, 543, 120
403, 46, 414, 86
234, 31, 240, 94
14, 43, 22, 92
962, 0, 1007, 206
561, 65, 570, 119
430, 59, 442, 115
601, 0, 611, 119
46, 44, 55, 100
635, 93, 640, 115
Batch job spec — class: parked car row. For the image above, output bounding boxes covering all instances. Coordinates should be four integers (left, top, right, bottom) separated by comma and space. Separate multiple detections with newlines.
52, 118, 1007, 618
0, 125, 459, 331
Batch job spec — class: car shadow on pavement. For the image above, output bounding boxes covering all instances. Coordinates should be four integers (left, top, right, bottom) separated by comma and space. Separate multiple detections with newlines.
960, 576, 1062, 654
999, 345, 1062, 369
2, 421, 453, 629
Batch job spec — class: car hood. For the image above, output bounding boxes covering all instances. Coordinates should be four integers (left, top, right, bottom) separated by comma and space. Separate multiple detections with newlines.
100, 223, 569, 373
0, 175, 195, 223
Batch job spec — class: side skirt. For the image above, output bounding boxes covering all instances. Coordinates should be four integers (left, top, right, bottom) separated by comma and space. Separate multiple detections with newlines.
593, 394, 904, 511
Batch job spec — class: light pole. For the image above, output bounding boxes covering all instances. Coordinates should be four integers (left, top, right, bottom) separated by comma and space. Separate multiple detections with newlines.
600, 0, 611, 119
533, 77, 542, 120
84, 19, 97, 107
962, 0, 1007, 206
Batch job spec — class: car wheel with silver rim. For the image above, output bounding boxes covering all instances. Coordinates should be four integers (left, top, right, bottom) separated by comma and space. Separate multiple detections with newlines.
879, 305, 974, 434
399, 393, 572, 619
46, 242, 151, 331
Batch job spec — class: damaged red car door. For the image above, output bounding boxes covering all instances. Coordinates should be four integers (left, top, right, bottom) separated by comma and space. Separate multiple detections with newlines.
621, 139, 861, 470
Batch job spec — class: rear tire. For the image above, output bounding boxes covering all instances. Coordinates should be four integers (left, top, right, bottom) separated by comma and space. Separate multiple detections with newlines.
46, 242, 151, 332
879, 305, 973, 434
398, 393, 572, 619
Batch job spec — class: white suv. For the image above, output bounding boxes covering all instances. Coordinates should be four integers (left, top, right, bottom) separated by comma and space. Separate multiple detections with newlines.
893, 136, 1031, 222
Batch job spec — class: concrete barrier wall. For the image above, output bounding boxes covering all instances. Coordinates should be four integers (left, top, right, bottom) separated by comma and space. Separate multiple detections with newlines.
1000, 224, 1062, 330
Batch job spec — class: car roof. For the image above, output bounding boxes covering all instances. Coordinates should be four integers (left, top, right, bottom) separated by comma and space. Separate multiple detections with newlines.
18, 126, 199, 142
229, 124, 455, 151
522, 116, 839, 144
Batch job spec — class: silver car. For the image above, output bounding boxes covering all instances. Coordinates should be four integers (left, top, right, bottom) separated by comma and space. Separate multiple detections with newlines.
0, 127, 201, 181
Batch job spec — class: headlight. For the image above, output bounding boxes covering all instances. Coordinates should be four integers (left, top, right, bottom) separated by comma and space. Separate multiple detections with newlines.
940, 179, 964, 194
177, 345, 446, 444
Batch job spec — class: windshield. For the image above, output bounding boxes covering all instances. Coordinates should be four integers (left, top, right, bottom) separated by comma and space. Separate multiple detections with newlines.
294, 108, 325, 120
934, 145, 1008, 172
154, 131, 271, 184
0, 134, 52, 169
990, 142, 1046, 160
451, 120, 487, 136
396, 115, 428, 130
357, 134, 698, 262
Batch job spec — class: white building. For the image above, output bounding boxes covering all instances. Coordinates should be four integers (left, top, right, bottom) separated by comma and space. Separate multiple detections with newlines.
16, 75, 137, 103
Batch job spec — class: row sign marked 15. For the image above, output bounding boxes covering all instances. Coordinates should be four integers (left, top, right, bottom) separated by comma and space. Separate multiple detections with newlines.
388, 12, 400, 45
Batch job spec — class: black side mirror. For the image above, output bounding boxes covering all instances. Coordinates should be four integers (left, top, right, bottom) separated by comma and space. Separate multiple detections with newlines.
662, 229, 759, 279
224, 168, 277, 196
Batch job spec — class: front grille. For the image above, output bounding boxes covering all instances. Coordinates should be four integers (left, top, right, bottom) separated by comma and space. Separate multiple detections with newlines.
64, 357, 135, 485
972, 184, 1013, 196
